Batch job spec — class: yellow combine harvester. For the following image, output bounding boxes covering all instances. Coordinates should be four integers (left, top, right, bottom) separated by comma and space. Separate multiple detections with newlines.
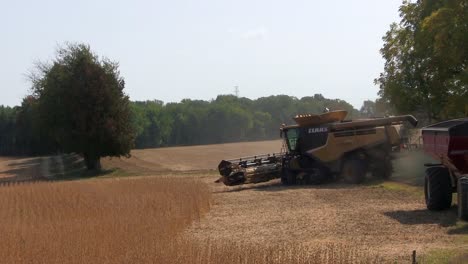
217, 110, 418, 186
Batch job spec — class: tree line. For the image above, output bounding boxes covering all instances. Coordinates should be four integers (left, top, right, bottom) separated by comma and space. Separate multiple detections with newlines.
0, 93, 358, 156
131, 94, 358, 149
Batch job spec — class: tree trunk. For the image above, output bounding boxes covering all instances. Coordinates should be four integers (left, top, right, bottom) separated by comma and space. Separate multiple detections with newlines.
84, 153, 101, 171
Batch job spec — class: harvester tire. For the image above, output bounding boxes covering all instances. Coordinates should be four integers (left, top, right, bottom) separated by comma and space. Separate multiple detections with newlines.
341, 159, 366, 184
458, 177, 468, 221
425, 166, 452, 211
371, 158, 393, 179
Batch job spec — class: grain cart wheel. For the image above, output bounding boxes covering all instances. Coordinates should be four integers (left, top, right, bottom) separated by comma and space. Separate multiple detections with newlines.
341, 159, 366, 184
425, 166, 452, 210
458, 177, 468, 221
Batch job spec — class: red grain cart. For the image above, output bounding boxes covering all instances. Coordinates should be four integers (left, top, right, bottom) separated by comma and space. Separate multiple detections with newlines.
422, 118, 468, 220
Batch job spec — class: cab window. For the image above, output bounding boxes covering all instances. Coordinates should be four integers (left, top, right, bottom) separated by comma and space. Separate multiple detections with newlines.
285, 128, 298, 151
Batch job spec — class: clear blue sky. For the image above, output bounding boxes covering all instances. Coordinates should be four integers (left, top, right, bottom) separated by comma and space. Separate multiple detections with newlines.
1, 0, 402, 109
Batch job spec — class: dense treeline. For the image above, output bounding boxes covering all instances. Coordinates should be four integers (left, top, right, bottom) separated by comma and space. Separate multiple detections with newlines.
0, 106, 17, 155
0, 98, 55, 156
131, 94, 358, 148
0, 94, 358, 155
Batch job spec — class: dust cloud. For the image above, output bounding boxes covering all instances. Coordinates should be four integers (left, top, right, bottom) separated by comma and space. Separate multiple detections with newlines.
391, 149, 437, 186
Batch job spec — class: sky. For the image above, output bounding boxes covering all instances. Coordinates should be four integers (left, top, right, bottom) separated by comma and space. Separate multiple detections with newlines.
1, 0, 403, 109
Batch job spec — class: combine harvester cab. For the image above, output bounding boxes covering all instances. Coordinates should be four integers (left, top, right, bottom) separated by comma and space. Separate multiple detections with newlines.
422, 118, 468, 220
217, 110, 418, 186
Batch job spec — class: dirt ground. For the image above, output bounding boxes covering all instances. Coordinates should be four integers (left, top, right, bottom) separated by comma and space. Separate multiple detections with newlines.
186, 177, 467, 261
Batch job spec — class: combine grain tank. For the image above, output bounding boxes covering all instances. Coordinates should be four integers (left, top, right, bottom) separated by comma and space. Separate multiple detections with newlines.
217, 110, 418, 186
422, 118, 468, 220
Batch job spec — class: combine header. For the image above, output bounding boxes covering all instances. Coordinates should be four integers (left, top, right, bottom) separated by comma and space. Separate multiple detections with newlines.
217, 110, 418, 186
217, 153, 284, 186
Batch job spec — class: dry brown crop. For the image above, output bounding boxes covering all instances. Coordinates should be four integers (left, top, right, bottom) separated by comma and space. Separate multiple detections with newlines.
0, 177, 210, 264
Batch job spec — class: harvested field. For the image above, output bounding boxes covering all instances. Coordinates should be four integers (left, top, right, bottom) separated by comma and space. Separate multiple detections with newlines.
187, 178, 467, 262
102, 140, 282, 173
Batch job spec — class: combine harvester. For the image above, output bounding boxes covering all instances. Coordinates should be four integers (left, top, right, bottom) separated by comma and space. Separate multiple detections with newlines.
422, 118, 468, 220
217, 110, 418, 186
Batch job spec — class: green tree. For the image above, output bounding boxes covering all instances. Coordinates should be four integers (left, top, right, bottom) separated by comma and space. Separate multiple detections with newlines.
31, 43, 134, 170
376, 0, 467, 122
0, 105, 17, 155
359, 100, 377, 117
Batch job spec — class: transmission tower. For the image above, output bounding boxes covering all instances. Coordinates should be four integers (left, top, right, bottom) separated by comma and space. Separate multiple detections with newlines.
234, 86, 239, 97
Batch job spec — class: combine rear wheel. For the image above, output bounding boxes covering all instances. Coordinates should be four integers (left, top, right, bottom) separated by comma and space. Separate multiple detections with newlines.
425, 166, 452, 210
341, 159, 366, 184
371, 158, 393, 179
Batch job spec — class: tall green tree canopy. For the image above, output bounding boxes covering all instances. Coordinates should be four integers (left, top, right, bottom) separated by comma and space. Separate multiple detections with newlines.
130, 94, 359, 149
376, 0, 467, 122
30, 43, 134, 170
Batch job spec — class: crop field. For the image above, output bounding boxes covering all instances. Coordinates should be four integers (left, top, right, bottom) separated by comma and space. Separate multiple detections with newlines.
0, 140, 467, 263
101, 140, 284, 174
0, 177, 212, 264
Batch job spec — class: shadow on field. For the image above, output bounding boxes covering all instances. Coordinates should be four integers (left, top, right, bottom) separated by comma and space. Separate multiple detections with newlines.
0, 154, 119, 186
383, 206, 459, 228
7, 158, 41, 167
447, 223, 468, 235
0, 157, 45, 185
214, 181, 284, 193
215, 180, 369, 193
54, 154, 123, 181
57, 154, 86, 177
